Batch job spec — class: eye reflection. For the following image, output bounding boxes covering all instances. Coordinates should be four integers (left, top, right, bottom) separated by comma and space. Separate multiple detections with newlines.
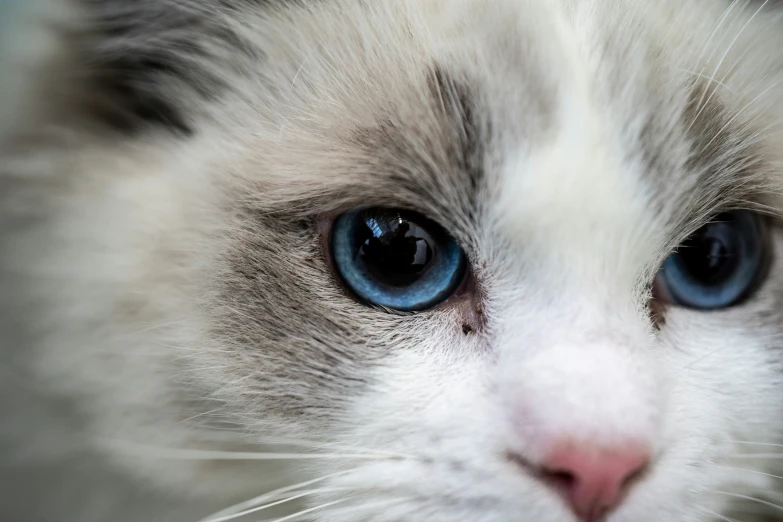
331, 209, 466, 311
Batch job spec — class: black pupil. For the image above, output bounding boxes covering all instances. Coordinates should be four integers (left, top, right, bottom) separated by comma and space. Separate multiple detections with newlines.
677, 217, 741, 286
356, 211, 436, 287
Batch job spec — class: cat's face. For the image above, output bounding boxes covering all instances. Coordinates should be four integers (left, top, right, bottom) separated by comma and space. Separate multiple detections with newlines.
4, 0, 783, 521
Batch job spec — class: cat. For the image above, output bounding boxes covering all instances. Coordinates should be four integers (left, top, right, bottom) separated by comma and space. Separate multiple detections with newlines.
2, 0, 783, 521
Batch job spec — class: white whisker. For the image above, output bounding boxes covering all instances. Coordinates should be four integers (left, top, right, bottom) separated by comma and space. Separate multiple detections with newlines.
263, 497, 407, 522
106, 441, 399, 462
715, 491, 783, 513
716, 465, 783, 481
691, 0, 743, 89
730, 454, 783, 459
240, 437, 409, 459
699, 77, 783, 153
702, 507, 743, 522
679, 69, 737, 94
204, 487, 347, 522
258, 498, 349, 522
730, 441, 783, 448
198, 471, 351, 522
688, 0, 768, 132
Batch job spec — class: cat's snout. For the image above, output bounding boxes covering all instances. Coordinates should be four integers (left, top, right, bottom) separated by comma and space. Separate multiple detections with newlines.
537, 441, 651, 522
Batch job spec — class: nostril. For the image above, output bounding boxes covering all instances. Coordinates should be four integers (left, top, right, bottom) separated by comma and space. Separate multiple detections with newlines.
541, 442, 651, 521
507, 442, 651, 521
505, 451, 576, 494
541, 469, 577, 496
620, 462, 647, 490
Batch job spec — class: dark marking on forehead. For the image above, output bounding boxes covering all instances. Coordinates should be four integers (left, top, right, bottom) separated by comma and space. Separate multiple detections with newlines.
584, 6, 770, 240
347, 65, 488, 242
427, 66, 484, 206
635, 77, 771, 244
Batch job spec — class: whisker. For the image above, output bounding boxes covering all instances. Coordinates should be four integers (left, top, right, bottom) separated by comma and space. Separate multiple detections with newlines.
176, 408, 228, 425
715, 465, 783, 481
688, 0, 768, 133
311, 497, 410, 520
290, 55, 310, 89
730, 441, 783, 448
679, 69, 737, 94
730, 454, 783, 459
691, 0, 743, 92
715, 491, 783, 513
699, 76, 783, 153
259, 498, 349, 522
198, 471, 351, 522
239, 437, 410, 459
702, 507, 743, 522
106, 441, 399, 461
204, 487, 347, 522
262, 497, 407, 522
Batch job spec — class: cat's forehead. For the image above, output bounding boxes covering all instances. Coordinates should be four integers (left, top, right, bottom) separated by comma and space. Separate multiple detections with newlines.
225, 0, 777, 263
306, 5, 764, 231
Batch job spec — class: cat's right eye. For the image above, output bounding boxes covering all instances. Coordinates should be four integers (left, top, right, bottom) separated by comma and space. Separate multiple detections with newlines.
653, 210, 769, 310
330, 208, 467, 312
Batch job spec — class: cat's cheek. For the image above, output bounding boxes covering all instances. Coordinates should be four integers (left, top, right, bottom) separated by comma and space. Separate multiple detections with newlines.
658, 306, 783, 505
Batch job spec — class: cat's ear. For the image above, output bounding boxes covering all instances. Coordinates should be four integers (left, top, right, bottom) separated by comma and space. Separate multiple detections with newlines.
63, 0, 258, 136
3, 0, 263, 138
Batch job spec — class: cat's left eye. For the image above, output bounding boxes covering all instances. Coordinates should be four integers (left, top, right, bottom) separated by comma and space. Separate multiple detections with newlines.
653, 210, 768, 310
330, 208, 467, 312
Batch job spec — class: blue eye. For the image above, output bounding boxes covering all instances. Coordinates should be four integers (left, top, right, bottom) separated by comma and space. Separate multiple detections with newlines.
654, 210, 767, 310
331, 208, 467, 311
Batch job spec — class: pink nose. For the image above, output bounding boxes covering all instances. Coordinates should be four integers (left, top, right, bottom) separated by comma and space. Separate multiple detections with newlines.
540, 442, 650, 521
